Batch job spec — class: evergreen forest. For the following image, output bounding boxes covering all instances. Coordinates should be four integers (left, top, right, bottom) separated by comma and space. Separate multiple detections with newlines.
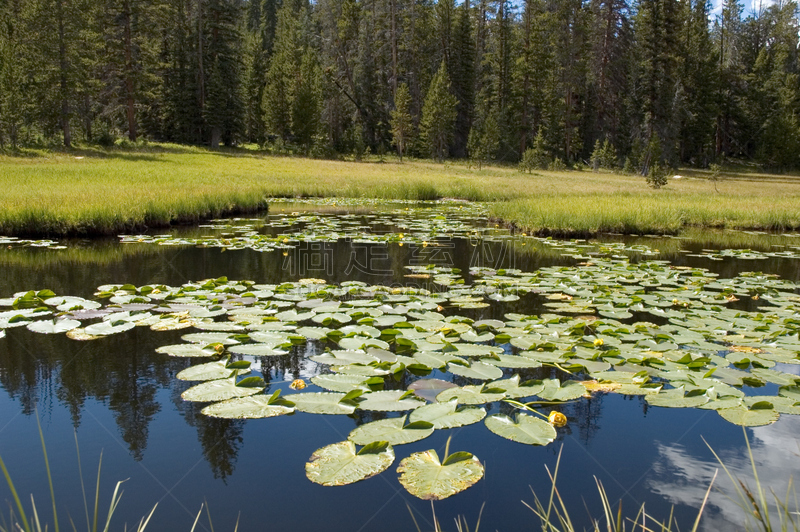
1, 0, 799, 172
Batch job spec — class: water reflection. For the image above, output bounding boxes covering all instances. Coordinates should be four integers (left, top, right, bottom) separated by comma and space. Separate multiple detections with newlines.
1, 215, 799, 530
648, 417, 800, 531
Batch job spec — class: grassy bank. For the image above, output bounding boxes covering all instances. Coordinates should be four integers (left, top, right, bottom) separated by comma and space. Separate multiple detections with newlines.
2, 143, 799, 236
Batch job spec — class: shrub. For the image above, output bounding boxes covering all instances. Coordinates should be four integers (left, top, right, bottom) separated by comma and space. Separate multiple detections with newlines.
549, 157, 567, 172
646, 162, 669, 188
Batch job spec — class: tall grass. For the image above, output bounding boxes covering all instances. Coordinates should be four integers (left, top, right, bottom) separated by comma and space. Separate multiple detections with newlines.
1, 144, 800, 236
0, 423, 228, 532
0, 415, 157, 532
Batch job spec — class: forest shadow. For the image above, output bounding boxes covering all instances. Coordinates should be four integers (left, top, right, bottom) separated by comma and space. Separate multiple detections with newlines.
0, 143, 265, 163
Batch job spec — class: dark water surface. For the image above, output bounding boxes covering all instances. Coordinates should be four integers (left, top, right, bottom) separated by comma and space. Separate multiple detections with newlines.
1, 207, 799, 532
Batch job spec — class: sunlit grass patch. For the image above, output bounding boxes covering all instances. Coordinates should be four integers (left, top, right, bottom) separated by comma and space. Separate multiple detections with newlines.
1, 144, 799, 236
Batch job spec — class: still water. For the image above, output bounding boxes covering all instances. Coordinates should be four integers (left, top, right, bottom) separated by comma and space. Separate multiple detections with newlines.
1, 203, 799, 531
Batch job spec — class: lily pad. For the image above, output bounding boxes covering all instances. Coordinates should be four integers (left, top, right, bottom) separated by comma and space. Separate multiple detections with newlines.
446, 360, 504, 381
537, 380, 587, 402
717, 404, 780, 426
408, 401, 486, 429
26, 319, 81, 334
201, 390, 295, 419
306, 440, 395, 486
310, 374, 383, 393
484, 413, 558, 446
348, 417, 434, 445
84, 320, 136, 336
155, 343, 221, 358
481, 354, 542, 369
292, 391, 361, 415
357, 390, 427, 412
645, 388, 710, 408
181, 374, 266, 402
397, 448, 484, 500
176, 356, 251, 381
436, 385, 506, 405
227, 343, 290, 357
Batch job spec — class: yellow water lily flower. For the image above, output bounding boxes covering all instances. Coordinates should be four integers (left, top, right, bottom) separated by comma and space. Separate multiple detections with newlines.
548, 411, 567, 427
289, 379, 307, 390
593, 338, 604, 347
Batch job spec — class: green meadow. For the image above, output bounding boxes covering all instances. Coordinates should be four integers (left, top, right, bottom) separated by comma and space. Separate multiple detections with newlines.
2, 143, 799, 236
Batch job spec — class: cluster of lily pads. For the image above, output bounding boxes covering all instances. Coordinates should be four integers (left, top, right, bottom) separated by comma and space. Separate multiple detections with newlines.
119, 202, 495, 252
111, 200, 800, 262
2, 256, 800, 497
0, 237, 65, 249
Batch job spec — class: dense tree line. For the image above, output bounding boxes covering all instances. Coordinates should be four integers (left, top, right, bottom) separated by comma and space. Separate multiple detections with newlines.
1, 0, 799, 170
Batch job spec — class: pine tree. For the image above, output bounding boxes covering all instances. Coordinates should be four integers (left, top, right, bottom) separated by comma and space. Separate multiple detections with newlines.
749, 1, 800, 169
714, 0, 745, 158
291, 47, 322, 152
586, 0, 630, 156
633, 0, 683, 169
467, 100, 499, 169
262, 2, 300, 140
390, 83, 414, 160
550, 0, 589, 163
0, 0, 27, 146
513, 0, 551, 156
420, 60, 457, 160
678, 0, 716, 165
450, 0, 475, 157
202, 0, 244, 146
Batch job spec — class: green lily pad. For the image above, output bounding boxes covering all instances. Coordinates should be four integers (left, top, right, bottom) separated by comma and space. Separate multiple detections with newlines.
155, 343, 221, 358
292, 391, 360, 415
448, 344, 504, 357
295, 326, 333, 340
436, 384, 506, 405
181, 332, 240, 345
750, 368, 799, 386
176, 356, 251, 381
409, 401, 486, 429
227, 343, 290, 357
311, 350, 379, 366
26, 319, 81, 334
338, 337, 391, 351
397, 448, 484, 500
357, 390, 427, 412
488, 375, 545, 399
697, 397, 744, 410
310, 374, 383, 393
348, 417, 434, 445
306, 440, 395, 486
484, 412, 557, 446
181, 374, 266, 402
537, 379, 587, 401
84, 320, 136, 336
480, 354, 542, 369
779, 385, 800, 402
717, 405, 780, 426
201, 390, 295, 418
413, 351, 459, 369
645, 388, 710, 408
446, 360, 504, 381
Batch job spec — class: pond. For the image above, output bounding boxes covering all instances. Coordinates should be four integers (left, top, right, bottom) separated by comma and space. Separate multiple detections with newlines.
1, 200, 799, 531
